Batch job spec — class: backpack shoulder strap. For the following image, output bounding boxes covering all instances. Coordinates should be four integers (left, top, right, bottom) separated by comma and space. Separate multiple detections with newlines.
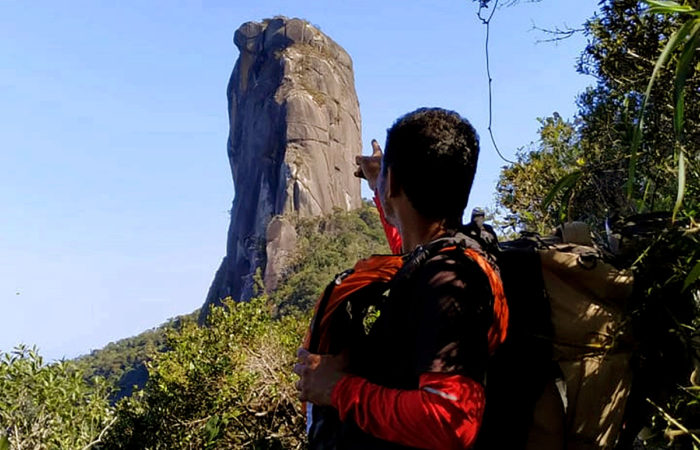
461, 247, 509, 353
305, 254, 404, 353
397, 233, 508, 354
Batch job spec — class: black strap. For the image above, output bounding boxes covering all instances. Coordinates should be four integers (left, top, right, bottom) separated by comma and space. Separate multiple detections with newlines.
308, 269, 354, 353
394, 232, 489, 284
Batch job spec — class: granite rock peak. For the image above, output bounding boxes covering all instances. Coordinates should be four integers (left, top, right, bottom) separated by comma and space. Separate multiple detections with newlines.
201, 17, 363, 321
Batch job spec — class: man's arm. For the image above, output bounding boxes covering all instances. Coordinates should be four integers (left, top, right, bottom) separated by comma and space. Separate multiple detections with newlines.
331, 372, 484, 449
294, 348, 484, 449
373, 193, 403, 254
355, 140, 403, 254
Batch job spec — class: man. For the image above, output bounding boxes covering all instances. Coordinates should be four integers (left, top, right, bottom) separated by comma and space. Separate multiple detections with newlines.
464, 207, 499, 252
294, 108, 507, 449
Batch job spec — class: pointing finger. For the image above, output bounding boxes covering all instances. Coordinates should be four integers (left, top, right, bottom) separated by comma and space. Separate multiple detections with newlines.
371, 139, 382, 157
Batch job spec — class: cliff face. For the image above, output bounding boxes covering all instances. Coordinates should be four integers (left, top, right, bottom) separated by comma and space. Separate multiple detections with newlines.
201, 18, 362, 320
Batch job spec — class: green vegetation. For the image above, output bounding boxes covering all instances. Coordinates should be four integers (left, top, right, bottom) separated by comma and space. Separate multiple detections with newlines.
498, 0, 699, 234
270, 202, 389, 314
101, 297, 307, 449
74, 311, 199, 401
497, 113, 581, 234
0, 345, 114, 449
495, 0, 700, 446
76, 327, 167, 389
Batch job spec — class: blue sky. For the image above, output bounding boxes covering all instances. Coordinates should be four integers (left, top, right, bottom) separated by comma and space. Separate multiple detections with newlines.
1, 0, 598, 361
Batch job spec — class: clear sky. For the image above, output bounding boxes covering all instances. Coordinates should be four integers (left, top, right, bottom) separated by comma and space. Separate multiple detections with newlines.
1, 0, 599, 361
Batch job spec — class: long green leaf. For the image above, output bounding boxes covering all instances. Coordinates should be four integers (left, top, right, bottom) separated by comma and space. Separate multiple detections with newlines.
0, 435, 8, 450
683, 260, 700, 292
628, 18, 697, 198
646, 0, 681, 5
671, 22, 700, 221
558, 185, 576, 222
647, 0, 697, 15
672, 149, 686, 221
673, 20, 700, 137
639, 177, 653, 212
543, 170, 582, 210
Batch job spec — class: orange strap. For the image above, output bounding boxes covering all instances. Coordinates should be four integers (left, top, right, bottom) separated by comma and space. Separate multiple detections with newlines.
435, 245, 508, 354
303, 255, 404, 353
464, 249, 509, 354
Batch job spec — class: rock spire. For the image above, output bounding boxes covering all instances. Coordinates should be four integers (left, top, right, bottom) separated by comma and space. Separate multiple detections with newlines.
201, 17, 363, 320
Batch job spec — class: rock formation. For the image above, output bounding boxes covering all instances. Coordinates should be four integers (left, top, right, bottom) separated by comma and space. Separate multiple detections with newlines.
201, 18, 363, 321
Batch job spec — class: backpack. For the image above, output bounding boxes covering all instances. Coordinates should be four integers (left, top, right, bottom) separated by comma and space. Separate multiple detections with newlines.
476, 227, 634, 450
302, 233, 509, 449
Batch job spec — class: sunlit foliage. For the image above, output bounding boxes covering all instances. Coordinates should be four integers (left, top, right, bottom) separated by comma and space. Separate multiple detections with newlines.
0, 346, 114, 449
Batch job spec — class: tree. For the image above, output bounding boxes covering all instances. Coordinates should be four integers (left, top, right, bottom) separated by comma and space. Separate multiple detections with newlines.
498, 0, 700, 231
576, 0, 700, 218
496, 114, 582, 233
496, 0, 700, 445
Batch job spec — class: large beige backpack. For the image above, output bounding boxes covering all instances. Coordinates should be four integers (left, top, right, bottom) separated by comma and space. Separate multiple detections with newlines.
476, 223, 634, 450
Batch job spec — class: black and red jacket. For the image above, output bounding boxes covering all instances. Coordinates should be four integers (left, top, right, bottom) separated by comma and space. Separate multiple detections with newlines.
303, 225, 508, 449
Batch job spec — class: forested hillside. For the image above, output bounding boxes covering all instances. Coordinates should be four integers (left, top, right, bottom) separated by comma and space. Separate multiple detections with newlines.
74, 311, 198, 401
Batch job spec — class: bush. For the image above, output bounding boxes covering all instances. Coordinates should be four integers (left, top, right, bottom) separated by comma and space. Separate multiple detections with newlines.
102, 298, 309, 449
0, 345, 114, 449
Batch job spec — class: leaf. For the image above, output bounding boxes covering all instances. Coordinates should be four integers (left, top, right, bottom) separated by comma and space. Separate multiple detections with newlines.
673, 20, 700, 137
205, 415, 221, 442
543, 171, 582, 210
558, 184, 576, 222
628, 18, 697, 198
646, 0, 698, 15
640, 178, 653, 212
683, 260, 700, 292
669, 20, 699, 221
673, 148, 686, 221
0, 435, 8, 450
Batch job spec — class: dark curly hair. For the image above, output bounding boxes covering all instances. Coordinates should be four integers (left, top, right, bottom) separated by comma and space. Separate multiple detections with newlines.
382, 108, 480, 225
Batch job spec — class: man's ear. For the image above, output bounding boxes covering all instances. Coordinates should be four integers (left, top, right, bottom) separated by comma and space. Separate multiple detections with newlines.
386, 167, 402, 199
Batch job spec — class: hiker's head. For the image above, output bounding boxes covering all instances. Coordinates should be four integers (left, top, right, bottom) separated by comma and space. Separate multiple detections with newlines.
379, 108, 480, 226
471, 207, 485, 227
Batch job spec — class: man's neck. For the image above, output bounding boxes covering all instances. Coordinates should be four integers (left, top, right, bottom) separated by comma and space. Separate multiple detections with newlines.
397, 210, 448, 252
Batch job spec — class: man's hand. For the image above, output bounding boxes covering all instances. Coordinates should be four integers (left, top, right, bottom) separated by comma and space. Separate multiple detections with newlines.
354, 140, 383, 191
293, 348, 348, 406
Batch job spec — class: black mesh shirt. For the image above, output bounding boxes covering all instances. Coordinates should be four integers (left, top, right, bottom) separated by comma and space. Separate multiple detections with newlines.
353, 247, 495, 392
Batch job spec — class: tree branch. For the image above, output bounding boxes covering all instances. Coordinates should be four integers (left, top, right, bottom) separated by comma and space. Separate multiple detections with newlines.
531, 21, 585, 44
81, 416, 117, 450
477, 0, 517, 164
647, 398, 700, 446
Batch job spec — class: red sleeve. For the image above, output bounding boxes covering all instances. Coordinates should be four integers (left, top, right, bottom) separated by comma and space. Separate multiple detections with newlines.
373, 192, 403, 255
331, 372, 485, 449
